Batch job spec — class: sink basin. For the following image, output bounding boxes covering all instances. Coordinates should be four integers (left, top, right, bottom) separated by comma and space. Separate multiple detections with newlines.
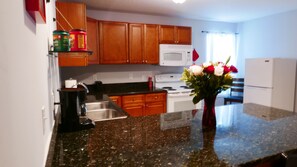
86, 101, 110, 110
86, 109, 127, 121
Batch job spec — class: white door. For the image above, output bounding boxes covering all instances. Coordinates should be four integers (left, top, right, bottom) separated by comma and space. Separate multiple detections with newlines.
245, 58, 274, 88
244, 86, 272, 107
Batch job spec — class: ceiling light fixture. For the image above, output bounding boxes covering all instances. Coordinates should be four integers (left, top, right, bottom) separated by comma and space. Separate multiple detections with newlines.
172, 0, 186, 4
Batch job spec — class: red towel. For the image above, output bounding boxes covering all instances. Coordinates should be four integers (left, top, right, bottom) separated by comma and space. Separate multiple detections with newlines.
193, 49, 199, 61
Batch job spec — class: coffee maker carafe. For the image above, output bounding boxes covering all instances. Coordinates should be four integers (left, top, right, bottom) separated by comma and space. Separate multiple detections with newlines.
58, 87, 94, 132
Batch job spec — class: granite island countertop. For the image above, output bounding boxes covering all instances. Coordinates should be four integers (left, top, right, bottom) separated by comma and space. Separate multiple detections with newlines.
49, 103, 297, 167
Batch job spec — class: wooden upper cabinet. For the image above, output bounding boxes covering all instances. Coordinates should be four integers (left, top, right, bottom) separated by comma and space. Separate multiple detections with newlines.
99, 21, 129, 64
159, 25, 176, 44
87, 17, 99, 64
129, 24, 159, 64
159, 25, 192, 44
176, 26, 192, 44
143, 24, 159, 64
56, 2, 86, 31
55, 1, 88, 67
129, 24, 143, 64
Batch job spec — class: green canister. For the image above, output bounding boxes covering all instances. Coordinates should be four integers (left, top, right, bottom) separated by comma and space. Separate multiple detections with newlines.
53, 30, 70, 51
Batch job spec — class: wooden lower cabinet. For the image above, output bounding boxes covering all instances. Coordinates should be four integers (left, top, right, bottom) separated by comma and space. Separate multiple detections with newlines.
123, 104, 145, 117
118, 92, 166, 117
145, 93, 166, 116
109, 96, 122, 107
145, 102, 165, 116
122, 94, 145, 117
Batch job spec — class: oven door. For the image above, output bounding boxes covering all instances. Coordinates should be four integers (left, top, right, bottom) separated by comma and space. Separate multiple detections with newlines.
167, 93, 202, 113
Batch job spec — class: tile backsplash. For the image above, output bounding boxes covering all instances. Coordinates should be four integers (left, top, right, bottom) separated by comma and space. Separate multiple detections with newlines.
60, 64, 184, 85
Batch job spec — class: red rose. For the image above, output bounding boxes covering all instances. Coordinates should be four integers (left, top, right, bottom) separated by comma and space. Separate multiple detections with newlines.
204, 65, 215, 74
223, 65, 231, 74
230, 65, 238, 73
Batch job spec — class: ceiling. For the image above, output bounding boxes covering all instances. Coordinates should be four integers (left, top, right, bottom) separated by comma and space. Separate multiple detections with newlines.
63, 0, 297, 23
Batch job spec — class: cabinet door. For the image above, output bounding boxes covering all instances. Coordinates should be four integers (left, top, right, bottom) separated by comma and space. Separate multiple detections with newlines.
129, 24, 143, 64
176, 26, 192, 44
145, 102, 166, 116
144, 24, 159, 64
145, 93, 166, 102
122, 94, 145, 117
99, 21, 129, 64
87, 17, 99, 64
145, 93, 166, 115
159, 25, 176, 44
122, 94, 145, 105
122, 104, 145, 117
56, 2, 86, 31
109, 96, 122, 107
56, 2, 88, 67
58, 52, 88, 66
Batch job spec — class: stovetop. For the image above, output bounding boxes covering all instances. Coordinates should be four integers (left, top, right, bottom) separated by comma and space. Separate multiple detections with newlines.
155, 74, 192, 94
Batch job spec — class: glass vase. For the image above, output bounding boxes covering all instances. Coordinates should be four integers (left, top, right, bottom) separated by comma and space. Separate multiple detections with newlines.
202, 95, 217, 130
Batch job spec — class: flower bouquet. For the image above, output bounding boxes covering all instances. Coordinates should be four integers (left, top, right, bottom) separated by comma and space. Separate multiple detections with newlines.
181, 57, 238, 129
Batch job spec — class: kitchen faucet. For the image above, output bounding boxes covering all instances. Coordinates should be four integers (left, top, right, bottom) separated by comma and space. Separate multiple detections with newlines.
72, 82, 89, 93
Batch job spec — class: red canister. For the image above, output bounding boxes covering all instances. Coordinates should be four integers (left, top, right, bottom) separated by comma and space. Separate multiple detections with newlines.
69, 29, 87, 51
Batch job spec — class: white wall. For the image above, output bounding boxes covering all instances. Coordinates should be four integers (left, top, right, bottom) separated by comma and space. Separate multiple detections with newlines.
237, 10, 297, 76
0, 1, 59, 167
61, 10, 237, 84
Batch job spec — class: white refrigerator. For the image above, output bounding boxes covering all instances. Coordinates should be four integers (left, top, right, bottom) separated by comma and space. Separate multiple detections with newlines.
244, 58, 297, 112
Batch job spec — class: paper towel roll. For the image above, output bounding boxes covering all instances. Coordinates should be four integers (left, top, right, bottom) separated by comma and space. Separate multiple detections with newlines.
65, 78, 77, 88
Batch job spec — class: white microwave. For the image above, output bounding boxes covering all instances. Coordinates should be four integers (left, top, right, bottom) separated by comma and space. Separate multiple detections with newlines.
159, 44, 192, 66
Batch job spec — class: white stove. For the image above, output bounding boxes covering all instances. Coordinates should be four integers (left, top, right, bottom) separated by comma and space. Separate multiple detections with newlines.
155, 74, 202, 113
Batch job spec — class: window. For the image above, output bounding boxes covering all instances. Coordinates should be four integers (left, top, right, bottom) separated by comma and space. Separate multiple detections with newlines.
206, 32, 238, 66
206, 32, 238, 97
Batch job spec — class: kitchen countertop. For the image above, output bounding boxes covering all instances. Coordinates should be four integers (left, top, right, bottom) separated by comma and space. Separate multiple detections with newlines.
48, 103, 297, 167
87, 82, 166, 96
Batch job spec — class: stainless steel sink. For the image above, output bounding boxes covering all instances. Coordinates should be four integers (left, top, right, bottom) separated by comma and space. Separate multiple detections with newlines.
86, 101, 110, 110
85, 101, 127, 122
86, 108, 127, 121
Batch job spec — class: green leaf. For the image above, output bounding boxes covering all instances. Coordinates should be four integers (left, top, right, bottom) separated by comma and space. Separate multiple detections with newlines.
192, 96, 200, 104
225, 56, 231, 65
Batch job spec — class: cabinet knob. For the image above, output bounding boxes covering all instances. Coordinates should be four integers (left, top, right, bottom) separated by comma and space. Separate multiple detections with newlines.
127, 60, 129, 63
154, 96, 158, 99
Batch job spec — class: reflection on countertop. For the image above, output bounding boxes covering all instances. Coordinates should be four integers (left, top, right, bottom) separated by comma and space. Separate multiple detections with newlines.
48, 103, 297, 167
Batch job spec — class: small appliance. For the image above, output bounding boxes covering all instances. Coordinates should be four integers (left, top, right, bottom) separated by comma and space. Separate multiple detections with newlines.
159, 44, 192, 66
58, 87, 94, 132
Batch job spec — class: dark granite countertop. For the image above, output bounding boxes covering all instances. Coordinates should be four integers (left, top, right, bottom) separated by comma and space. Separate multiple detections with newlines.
48, 103, 297, 167
87, 81, 166, 96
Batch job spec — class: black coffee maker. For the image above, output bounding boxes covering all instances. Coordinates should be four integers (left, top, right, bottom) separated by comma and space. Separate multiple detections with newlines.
58, 87, 95, 132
